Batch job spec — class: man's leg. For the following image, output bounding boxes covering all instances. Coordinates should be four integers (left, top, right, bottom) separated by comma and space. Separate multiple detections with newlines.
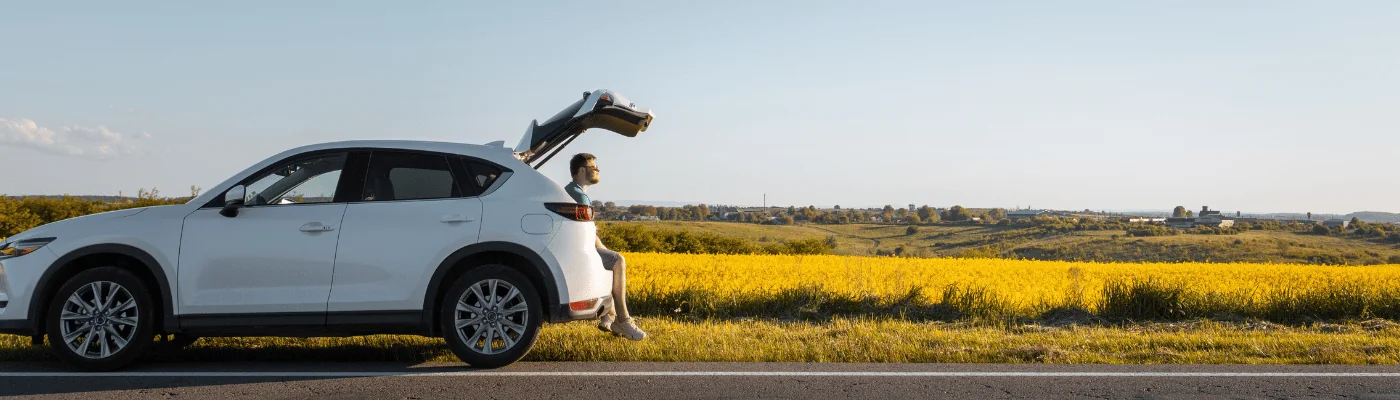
596, 249, 618, 332
598, 248, 645, 340
610, 254, 630, 319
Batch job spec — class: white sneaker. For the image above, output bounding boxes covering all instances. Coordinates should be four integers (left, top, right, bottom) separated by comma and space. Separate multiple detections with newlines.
597, 310, 615, 333
610, 318, 647, 341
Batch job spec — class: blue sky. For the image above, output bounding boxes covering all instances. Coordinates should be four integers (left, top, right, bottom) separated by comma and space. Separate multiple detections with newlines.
2, 1, 1397, 213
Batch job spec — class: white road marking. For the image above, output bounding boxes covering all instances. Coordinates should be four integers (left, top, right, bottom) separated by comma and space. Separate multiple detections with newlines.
0, 371, 1398, 378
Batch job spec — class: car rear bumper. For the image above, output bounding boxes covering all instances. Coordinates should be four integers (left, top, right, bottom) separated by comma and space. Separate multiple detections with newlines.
549, 295, 611, 323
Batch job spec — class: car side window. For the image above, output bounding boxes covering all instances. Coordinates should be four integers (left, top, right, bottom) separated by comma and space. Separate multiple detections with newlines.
242, 153, 347, 206
459, 158, 504, 196
361, 151, 461, 201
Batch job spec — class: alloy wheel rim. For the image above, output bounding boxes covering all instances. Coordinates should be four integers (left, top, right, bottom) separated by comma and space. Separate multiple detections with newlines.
454, 278, 529, 355
58, 281, 140, 359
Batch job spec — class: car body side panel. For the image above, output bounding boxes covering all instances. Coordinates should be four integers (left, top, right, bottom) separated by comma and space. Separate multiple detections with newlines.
177, 205, 346, 315
329, 198, 484, 312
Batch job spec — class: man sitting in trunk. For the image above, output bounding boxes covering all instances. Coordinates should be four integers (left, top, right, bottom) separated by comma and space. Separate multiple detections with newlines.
564, 153, 646, 341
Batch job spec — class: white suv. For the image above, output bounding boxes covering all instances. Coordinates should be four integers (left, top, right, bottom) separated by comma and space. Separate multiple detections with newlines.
0, 90, 653, 371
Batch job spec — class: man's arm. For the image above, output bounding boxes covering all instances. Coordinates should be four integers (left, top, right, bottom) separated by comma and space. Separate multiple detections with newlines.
595, 236, 607, 250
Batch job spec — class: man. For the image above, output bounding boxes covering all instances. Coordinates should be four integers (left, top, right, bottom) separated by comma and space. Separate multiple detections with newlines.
565, 153, 647, 341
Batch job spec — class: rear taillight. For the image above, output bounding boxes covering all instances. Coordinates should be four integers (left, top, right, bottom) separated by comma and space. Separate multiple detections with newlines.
545, 203, 594, 222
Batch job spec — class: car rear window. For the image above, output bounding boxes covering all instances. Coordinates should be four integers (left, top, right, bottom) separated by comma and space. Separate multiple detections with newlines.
459, 158, 504, 196
361, 151, 461, 201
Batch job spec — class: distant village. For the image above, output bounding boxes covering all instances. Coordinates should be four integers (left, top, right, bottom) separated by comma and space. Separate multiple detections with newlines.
598, 202, 1367, 228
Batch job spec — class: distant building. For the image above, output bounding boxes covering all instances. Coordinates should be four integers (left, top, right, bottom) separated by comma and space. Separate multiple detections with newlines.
1167, 206, 1235, 228
1007, 209, 1049, 222
1165, 217, 1196, 228
635, 216, 660, 221
1128, 218, 1166, 223
1322, 219, 1350, 229
1195, 206, 1235, 228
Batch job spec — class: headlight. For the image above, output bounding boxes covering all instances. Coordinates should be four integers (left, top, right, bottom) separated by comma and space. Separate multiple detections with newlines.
0, 238, 55, 260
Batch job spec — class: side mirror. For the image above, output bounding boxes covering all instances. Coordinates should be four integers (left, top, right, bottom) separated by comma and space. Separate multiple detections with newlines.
220, 185, 246, 218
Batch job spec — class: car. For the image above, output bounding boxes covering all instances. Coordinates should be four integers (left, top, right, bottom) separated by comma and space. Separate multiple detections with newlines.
0, 89, 654, 371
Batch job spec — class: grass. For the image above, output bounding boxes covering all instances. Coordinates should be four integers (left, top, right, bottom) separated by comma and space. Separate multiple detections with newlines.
4, 318, 1399, 364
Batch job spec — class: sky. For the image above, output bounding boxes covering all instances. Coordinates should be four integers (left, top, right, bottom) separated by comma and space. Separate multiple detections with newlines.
2, 1, 1397, 214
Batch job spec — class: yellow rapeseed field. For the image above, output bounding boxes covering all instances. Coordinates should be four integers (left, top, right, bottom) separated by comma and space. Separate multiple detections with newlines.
624, 253, 1400, 320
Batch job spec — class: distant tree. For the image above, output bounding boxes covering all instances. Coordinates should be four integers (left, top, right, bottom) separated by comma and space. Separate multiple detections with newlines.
780, 215, 795, 225
834, 205, 841, 210
917, 205, 933, 221
591, 200, 604, 210
922, 206, 941, 223
1312, 224, 1331, 235
1172, 206, 1187, 218
943, 205, 972, 221
906, 214, 921, 225
895, 208, 908, 217
1307, 212, 1313, 220
883, 205, 895, 214
906, 226, 919, 236
1185, 210, 1195, 218
987, 208, 1006, 221
825, 235, 839, 249
1350, 217, 1363, 228
0, 199, 45, 237
787, 206, 796, 216
995, 218, 1010, 226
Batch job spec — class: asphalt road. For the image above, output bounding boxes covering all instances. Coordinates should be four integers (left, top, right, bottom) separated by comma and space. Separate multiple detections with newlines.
2, 362, 1399, 399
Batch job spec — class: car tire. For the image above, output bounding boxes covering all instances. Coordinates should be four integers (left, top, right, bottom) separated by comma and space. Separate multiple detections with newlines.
440, 264, 543, 368
45, 267, 155, 371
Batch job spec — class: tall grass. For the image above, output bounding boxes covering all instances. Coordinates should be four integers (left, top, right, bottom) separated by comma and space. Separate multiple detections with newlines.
623, 253, 1400, 323
627, 279, 1400, 323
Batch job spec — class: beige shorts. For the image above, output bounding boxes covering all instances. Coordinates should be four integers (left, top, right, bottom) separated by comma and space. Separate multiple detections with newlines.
598, 248, 623, 271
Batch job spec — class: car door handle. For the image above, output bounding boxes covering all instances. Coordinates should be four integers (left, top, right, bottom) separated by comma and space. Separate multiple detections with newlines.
440, 214, 476, 223
299, 222, 336, 232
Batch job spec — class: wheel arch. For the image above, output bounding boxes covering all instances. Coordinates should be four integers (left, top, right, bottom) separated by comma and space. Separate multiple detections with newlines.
422, 241, 560, 336
31, 244, 177, 335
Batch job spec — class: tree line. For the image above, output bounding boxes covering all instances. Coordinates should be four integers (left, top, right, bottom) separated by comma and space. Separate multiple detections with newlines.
0, 188, 192, 238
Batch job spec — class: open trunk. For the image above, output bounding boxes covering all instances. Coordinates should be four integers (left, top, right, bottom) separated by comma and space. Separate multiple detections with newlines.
513, 89, 654, 168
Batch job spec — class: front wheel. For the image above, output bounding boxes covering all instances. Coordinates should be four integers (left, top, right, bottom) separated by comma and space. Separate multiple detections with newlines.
440, 265, 543, 368
46, 267, 155, 371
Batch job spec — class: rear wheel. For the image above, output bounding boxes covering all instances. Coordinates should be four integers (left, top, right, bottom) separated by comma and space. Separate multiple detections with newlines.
440, 264, 543, 368
45, 267, 155, 371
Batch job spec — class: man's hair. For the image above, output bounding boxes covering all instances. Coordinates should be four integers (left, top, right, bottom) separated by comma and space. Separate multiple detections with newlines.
569, 153, 596, 176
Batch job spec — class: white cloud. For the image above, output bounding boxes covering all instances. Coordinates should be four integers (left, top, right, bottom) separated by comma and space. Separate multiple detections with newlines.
0, 117, 153, 158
